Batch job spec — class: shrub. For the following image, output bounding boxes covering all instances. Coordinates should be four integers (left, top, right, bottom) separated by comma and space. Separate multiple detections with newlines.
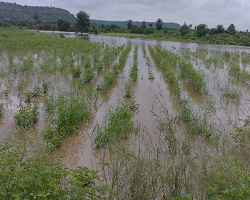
14, 106, 39, 128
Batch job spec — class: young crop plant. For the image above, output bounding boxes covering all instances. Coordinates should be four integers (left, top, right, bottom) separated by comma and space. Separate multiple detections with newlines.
14, 105, 39, 128
228, 61, 250, 83
179, 61, 207, 94
148, 45, 181, 96
97, 45, 131, 93
94, 102, 135, 149
129, 45, 139, 81
0, 103, 4, 118
220, 85, 242, 103
42, 92, 94, 149
124, 83, 134, 99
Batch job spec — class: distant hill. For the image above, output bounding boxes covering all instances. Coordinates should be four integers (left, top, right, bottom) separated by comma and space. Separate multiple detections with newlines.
90, 19, 181, 29
0, 2, 181, 29
0, 2, 76, 23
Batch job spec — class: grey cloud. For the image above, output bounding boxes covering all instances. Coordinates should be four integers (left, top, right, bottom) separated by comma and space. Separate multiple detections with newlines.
5, 0, 250, 30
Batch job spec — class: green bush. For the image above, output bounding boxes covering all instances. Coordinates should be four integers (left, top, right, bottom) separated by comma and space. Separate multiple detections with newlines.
14, 106, 39, 128
0, 138, 112, 199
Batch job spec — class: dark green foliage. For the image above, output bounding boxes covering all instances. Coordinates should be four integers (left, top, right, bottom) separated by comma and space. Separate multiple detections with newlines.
76, 11, 90, 33
180, 22, 190, 36
215, 24, 225, 34
57, 19, 71, 31
127, 19, 133, 29
227, 23, 236, 35
196, 23, 208, 37
14, 106, 39, 128
156, 18, 163, 30
0, 2, 76, 24
141, 21, 146, 29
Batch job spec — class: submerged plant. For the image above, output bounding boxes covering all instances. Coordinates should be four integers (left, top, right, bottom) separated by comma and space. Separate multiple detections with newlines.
220, 85, 242, 103
0, 103, 4, 118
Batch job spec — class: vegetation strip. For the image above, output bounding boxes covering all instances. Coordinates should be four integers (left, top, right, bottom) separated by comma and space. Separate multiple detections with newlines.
148, 45, 181, 96
96, 44, 131, 93
155, 46, 207, 94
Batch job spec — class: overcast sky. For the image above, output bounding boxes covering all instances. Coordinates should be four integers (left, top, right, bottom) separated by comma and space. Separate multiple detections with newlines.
5, 0, 250, 30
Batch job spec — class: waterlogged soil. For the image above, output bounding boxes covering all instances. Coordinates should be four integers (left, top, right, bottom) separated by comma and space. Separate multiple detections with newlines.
1, 31, 250, 168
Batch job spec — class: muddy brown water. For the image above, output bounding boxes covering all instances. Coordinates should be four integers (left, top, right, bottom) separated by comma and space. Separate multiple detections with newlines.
1, 31, 250, 169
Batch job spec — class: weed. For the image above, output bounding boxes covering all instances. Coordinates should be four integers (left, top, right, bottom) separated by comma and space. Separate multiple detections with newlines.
0, 103, 4, 118
25, 91, 33, 103
44, 95, 55, 113
14, 106, 39, 128
220, 85, 242, 103
43, 81, 49, 94
94, 102, 135, 149
124, 83, 134, 99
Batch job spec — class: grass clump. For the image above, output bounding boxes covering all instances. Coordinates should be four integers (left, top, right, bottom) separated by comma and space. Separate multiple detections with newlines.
14, 105, 39, 128
43, 93, 93, 149
94, 102, 135, 149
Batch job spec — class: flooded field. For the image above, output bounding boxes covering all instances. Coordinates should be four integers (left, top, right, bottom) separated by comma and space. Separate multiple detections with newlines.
2, 29, 250, 199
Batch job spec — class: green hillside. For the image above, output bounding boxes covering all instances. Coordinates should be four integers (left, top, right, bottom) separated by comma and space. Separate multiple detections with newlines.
0, 2, 76, 23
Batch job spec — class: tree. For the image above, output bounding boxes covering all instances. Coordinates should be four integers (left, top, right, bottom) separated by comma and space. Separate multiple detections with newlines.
149, 23, 153, 28
141, 21, 146, 29
76, 11, 90, 33
226, 23, 236, 35
215, 24, 224, 34
196, 23, 208, 37
57, 19, 71, 31
180, 22, 190, 36
127, 19, 133, 29
156, 18, 163, 30
34, 14, 38, 21
189, 24, 192, 29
